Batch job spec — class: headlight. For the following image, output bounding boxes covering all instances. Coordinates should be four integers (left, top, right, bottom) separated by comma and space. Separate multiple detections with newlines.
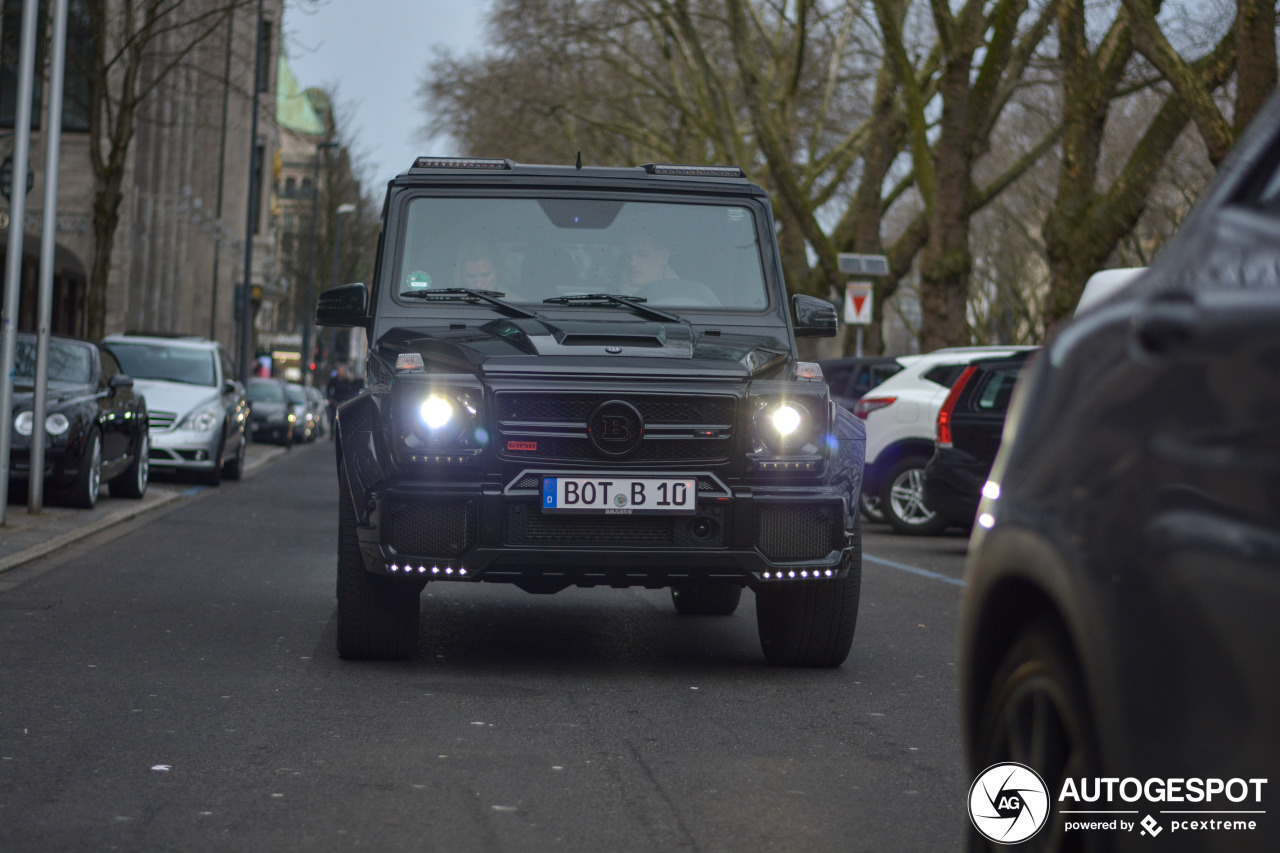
178, 407, 219, 432
419, 395, 454, 430
754, 400, 813, 454
14, 411, 69, 437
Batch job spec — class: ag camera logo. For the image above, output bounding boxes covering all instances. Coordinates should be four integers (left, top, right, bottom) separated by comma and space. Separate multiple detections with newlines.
969, 762, 1051, 844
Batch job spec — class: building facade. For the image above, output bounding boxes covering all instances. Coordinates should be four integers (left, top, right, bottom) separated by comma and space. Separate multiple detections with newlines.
0, 0, 284, 372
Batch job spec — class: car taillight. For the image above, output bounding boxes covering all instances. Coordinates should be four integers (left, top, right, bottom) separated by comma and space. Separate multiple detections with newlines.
936, 366, 977, 447
853, 396, 896, 419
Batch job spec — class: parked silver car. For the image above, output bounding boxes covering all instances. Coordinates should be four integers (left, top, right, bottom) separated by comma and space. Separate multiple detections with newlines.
102, 334, 248, 485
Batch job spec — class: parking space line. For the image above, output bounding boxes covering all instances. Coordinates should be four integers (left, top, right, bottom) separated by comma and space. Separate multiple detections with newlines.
864, 554, 966, 587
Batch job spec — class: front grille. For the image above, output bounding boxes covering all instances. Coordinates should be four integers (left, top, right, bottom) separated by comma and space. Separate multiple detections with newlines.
505, 503, 724, 547
499, 393, 733, 425
497, 392, 735, 463
149, 410, 177, 430
755, 503, 842, 562
384, 498, 477, 557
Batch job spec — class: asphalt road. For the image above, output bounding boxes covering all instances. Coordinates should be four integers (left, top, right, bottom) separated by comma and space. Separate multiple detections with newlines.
0, 440, 974, 852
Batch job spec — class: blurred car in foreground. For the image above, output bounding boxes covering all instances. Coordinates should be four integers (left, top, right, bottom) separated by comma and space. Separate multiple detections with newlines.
245, 378, 295, 446
959, 98, 1280, 851
103, 333, 248, 485
819, 355, 906, 411
922, 350, 1035, 528
7, 333, 149, 508
856, 345, 1034, 533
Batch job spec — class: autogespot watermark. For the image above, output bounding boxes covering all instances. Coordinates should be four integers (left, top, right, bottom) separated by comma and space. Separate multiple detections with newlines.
969, 763, 1051, 844
968, 767, 1269, 844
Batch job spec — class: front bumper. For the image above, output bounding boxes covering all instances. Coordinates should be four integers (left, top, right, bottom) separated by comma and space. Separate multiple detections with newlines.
147, 427, 221, 471
6, 445, 80, 490
351, 469, 854, 590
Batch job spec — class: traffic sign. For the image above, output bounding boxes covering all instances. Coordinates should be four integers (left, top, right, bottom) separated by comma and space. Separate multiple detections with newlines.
844, 282, 873, 325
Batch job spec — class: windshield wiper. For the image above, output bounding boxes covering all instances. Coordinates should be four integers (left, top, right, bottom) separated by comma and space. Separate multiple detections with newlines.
541, 293, 686, 324
399, 287, 540, 319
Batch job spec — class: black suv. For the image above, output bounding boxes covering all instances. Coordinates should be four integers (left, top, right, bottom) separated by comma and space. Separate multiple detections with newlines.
316, 158, 865, 666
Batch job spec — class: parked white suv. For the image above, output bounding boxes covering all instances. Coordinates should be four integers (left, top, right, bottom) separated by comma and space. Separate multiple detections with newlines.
856, 346, 1035, 534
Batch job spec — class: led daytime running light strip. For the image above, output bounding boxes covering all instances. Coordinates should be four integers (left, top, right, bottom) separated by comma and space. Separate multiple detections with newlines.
389, 564, 468, 577
761, 569, 837, 580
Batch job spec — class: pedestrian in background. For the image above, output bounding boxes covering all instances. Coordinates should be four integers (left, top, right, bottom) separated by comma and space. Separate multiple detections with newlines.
325, 364, 361, 440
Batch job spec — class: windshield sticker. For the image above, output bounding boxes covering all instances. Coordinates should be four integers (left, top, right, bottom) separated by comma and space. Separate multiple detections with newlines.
406, 271, 432, 289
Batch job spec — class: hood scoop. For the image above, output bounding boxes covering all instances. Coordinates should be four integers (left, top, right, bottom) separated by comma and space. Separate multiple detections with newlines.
485, 318, 692, 358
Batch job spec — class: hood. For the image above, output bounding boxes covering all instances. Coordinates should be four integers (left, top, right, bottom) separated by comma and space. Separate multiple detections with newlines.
377, 318, 790, 380
132, 379, 219, 416
8, 382, 93, 412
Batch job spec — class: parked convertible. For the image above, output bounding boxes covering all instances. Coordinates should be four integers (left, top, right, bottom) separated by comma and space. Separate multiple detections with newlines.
7, 333, 150, 508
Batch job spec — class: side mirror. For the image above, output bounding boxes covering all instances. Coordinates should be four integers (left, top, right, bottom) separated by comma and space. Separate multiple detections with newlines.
316, 283, 369, 327
792, 294, 838, 338
222, 379, 238, 394
108, 373, 134, 389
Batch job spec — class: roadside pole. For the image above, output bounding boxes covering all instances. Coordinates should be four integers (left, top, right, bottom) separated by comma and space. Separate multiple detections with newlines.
28, 0, 69, 514
0, 0, 41, 526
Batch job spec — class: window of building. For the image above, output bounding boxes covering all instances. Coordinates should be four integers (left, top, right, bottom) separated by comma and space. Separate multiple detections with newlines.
255, 19, 271, 94
0, 0, 43, 130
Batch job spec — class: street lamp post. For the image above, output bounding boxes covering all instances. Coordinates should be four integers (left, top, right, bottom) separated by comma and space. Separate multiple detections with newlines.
302, 140, 339, 387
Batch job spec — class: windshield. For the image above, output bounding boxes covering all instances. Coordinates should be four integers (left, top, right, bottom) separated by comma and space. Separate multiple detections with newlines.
396, 197, 769, 310
286, 385, 306, 404
13, 338, 93, 385
107, 342, 216, 386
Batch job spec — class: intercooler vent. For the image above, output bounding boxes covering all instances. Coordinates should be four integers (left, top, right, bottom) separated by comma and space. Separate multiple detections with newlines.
755, 503, 841, 562
384, 498, 477, 557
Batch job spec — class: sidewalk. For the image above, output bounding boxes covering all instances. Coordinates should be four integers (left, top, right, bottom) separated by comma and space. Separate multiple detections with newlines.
0, 441, 292, 573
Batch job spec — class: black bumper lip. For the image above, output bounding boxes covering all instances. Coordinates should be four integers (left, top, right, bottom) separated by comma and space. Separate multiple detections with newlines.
354, 470, 852, 588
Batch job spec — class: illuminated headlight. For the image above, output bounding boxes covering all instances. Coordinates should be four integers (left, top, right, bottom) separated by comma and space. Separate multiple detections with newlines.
178, 407, 219, 431
419, 395, 455, 430
14, 411, 70, 436
771, 405, 802, 436
756, 401, 812, 453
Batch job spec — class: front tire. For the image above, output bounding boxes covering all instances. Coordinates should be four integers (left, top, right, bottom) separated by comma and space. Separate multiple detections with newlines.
882, 455, 948, 535
755, 543, 861, 668
336, 463, 420, 661
972, 619, 1102, 852
671, 581, 742, 615
109, 433, 149, 499
222, 428, 246, 480
65, 430, 102, 509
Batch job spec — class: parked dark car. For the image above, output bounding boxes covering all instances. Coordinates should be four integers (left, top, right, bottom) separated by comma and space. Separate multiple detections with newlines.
959, 96, 1280, 850
304, 385, 326, 439
285, 382, 318, 442
819, 355, 904, 411
921, 350, 1034, 527
245, 378, 295, 446
6, 333, 150, 508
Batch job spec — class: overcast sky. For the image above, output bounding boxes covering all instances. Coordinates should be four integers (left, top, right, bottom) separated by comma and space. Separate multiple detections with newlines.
283, 0, 489, 191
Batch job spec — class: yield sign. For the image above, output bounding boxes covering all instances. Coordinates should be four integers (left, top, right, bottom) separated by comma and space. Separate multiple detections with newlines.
844, 282, 873, 325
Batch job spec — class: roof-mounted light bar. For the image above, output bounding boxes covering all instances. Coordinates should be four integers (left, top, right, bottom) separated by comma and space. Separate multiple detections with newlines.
412, 157, 512, 171
643, 163, 746, 178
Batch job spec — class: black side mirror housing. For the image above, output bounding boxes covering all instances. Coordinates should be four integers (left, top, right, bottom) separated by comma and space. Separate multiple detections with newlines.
108, 373, 134, 389
316, 283, 370, 328
792, 294, 839, 338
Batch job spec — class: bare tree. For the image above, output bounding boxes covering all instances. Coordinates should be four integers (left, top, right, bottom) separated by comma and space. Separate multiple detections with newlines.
80, 0, 266, 340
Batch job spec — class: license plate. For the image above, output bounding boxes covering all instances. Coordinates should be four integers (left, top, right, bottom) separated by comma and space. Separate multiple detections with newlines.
541, 476, 696, 515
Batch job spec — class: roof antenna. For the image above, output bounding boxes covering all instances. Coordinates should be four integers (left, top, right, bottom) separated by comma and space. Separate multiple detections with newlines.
575, 151, 582, 170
